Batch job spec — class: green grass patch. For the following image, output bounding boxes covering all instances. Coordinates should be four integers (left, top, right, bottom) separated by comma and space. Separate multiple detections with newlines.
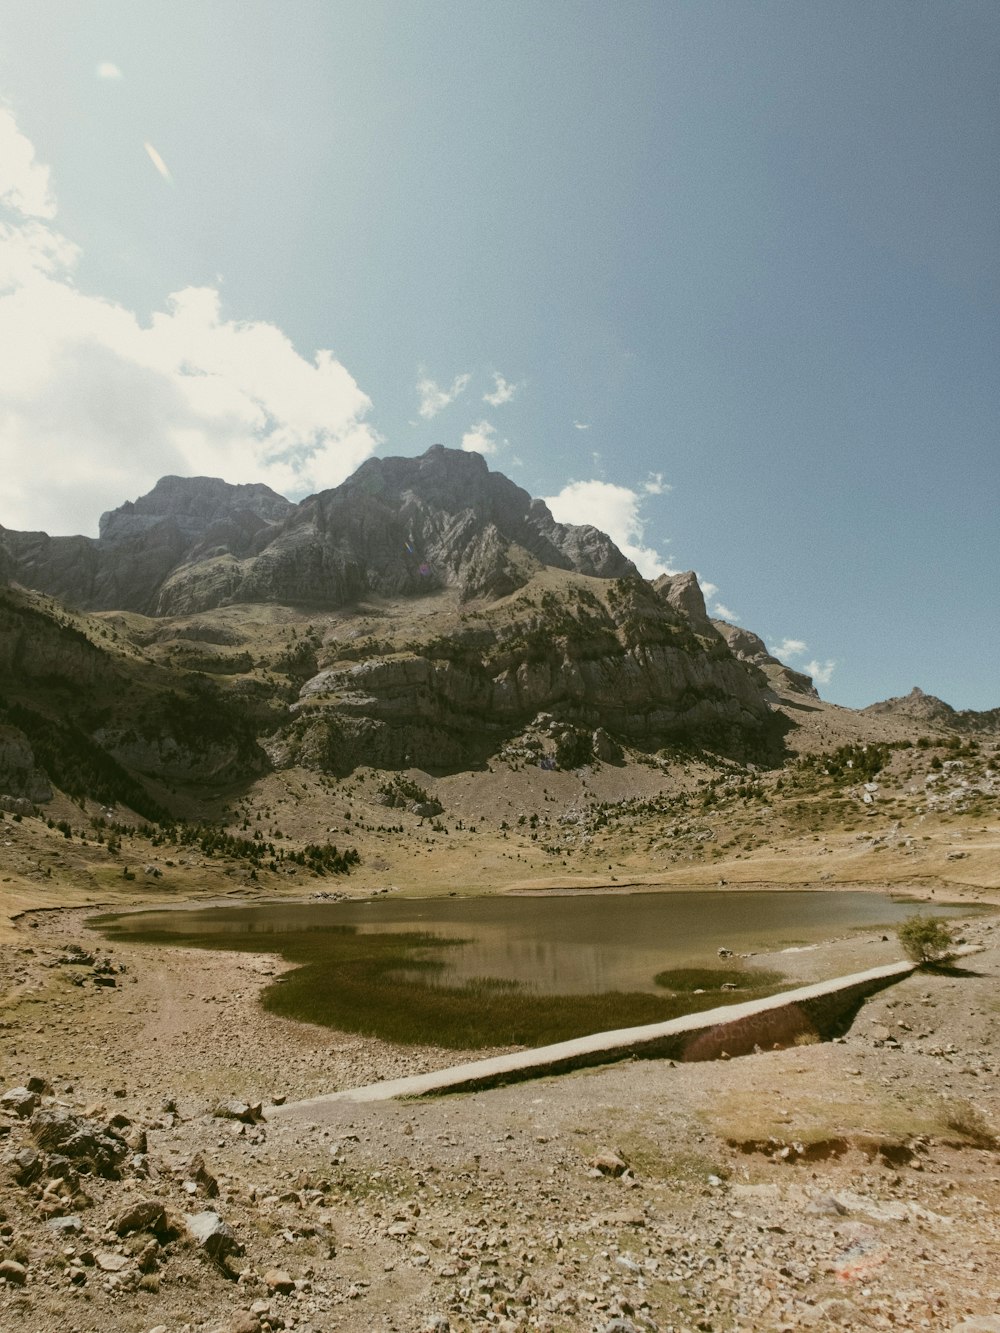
654, 965, 785, 993
95, 914, 790, 1051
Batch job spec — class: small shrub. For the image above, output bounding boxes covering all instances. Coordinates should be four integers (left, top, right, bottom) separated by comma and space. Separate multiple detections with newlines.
939, 1098, 996, 1147
897, 914, 956, 965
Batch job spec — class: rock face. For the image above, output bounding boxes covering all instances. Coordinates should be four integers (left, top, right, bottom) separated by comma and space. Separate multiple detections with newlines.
711, 620, 818, 698
1, 477, 294, 615
1, 447, 635, 615
652, 570, 712, 632
284, 576, 782, 771
0, 583, 268, 812
0, 724, 51, 802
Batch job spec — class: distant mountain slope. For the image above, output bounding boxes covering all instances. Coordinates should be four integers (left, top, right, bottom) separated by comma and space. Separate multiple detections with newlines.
863, 685, 1000, 733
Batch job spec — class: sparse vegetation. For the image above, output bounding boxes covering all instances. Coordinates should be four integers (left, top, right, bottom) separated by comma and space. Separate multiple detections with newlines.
898, 913, 957, 965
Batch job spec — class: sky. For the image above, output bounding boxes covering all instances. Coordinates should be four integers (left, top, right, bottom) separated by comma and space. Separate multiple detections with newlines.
0, 1, 997, 711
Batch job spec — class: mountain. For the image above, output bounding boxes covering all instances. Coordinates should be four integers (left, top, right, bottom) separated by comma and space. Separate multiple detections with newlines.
863, 686, 1000, 734
0, 447, 635, 617
0, 447, 824, 798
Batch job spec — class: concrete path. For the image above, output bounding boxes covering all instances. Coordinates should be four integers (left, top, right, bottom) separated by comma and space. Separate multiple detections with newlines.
272, 958, 916, 1114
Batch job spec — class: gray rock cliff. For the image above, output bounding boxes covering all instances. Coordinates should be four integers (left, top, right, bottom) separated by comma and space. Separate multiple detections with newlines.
1, 448, 636, 616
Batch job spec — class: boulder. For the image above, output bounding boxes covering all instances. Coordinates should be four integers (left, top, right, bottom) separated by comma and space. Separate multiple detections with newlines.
187, 1151, 220, 1198
30, 1107, 128, 1178
115, 1199, 167, 1236
185, 1210, 243, 1265
0, 1087, 38, 1119
264, 1268, 295, 1294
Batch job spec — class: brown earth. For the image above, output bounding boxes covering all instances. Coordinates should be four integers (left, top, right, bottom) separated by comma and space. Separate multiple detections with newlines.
2, 869, 1000, 1331
1, 727, 999, 1332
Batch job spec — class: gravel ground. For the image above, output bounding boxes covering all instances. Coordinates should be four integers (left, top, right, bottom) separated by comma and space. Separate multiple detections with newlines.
2, 906, 1000, 1333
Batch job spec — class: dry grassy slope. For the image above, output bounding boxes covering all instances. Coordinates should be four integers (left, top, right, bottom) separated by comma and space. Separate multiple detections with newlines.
1, 575, 998, 941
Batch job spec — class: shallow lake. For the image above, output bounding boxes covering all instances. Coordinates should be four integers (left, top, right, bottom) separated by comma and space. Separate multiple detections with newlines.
98, 888, 957, 995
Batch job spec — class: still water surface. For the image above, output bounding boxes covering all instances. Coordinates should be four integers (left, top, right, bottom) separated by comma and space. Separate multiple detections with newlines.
99, 890, 955, 995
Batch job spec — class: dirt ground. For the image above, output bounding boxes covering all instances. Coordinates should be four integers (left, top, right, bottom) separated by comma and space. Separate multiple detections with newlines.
2, 883, 1000, 1333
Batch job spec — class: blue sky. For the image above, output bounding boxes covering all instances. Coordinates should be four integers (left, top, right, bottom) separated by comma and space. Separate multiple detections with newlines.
0, 2, 997, 710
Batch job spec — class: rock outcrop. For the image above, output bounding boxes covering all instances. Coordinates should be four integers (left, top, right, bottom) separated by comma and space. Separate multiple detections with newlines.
283, 575, 782, 772
711, 620, 818, 698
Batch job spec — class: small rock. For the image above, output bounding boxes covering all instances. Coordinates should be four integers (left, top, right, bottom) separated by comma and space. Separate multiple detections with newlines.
801, 1297, 858, 1326
95, 1251, 130, 1273
265, 1267, 295, 1294
188, 1152, 220, 1198
804, 1193, 848, 1216
587, 1151, 629, 1177
220, 1314, 260, 1333
0, 1259, 27, 1285
213, 1099, 261, 1125
0, 1087, 38, 1119
115, 1199, 167, 1236
46, 1214, 83, 1234
10, 1146, 43, 1185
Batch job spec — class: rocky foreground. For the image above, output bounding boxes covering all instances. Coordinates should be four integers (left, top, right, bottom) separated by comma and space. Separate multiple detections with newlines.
2, 903, 1000, 1333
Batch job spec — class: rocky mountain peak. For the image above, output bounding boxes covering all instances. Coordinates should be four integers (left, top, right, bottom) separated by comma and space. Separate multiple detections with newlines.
99, 475, 294, 543
652, 570, 711, 630
862, 686, 957, 724
1, 447, 640, 615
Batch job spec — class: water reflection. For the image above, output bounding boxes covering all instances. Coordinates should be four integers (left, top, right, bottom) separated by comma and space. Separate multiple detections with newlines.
99, 890, 964, 996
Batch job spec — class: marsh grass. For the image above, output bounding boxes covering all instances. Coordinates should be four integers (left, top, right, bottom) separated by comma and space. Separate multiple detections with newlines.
653, 966, 785, 993
95, 916, 791, 1050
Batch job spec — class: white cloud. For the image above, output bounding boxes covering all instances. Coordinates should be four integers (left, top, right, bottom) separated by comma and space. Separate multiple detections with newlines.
698, 578, 719, 600
543, 478, 674, 579
770, 637, 808, 661
0, 108, 380, 536
806, 659, 836, 686
96, 62, 123, 80
483, 372, 519, 407
416, 370, 470, 419
573, 420, 590, 430
712, 602, 738, 622
644, 472, 670, 495
0, 107, 56, 219
461, 419, 499, 455
144, 141, 173, 184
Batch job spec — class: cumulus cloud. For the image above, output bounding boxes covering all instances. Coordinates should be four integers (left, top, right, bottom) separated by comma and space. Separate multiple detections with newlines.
543, 479, 674, 579
461, 419, 500, 455
770, 637, 809, 661
0, 107, 380, 536
416, 370, 470, 419
96, 62, 123, 80
712, 602, 738, 622
806, 659, 836, 686
644, 472, 670, 496
483, 372, 519, 407
0, 107, 56, 219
